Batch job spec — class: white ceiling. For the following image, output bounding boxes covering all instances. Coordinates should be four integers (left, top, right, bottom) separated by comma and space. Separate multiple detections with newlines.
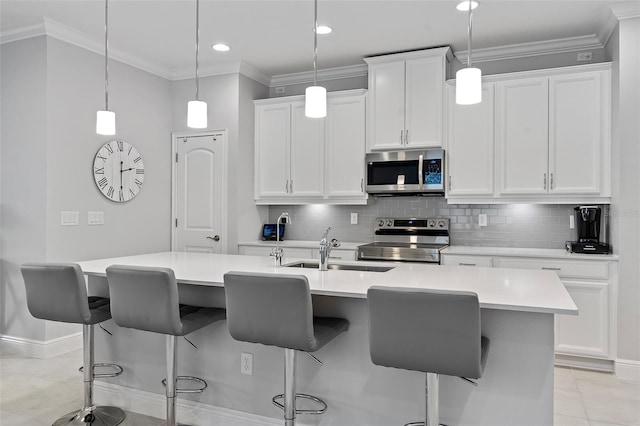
0, 0, 625, 81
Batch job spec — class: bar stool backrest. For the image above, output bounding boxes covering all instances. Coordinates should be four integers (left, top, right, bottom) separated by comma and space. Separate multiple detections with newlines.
368, 286, 483, 379
106, 265, 184, 336
224, 272, 316, 351
21, 263, 92, 324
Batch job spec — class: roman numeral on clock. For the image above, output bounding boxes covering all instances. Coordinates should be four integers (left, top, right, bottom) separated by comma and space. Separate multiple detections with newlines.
98, 177, 108, 189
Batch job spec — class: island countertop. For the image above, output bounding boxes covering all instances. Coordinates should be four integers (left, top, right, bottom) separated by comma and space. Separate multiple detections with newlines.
78, 251, 577, 315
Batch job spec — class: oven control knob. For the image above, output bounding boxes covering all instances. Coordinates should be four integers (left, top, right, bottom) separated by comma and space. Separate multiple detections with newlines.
378, 220, 385, 227
437, 220, 446, 228
386, 220, 393, 227
427, 220, 435, 228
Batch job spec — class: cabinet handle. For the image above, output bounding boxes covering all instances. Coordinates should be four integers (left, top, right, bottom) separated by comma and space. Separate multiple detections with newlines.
290, 180, 293, 193
405, 130, 409, 144
400, 130, 404, 145
543, 173, 547, 190
285, 180, 289, 193
418, 154, 424, 189
448, 176, 452, 191
459, 262, 477, 266
541, 267, 561, 271
550, 173, 554, 190
361, 178, 364, 192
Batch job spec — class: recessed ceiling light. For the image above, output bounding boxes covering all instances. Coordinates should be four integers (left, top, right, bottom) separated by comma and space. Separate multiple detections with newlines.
212, 43, 230, 52
456, 1, 478, 11
316, 25, 332, 35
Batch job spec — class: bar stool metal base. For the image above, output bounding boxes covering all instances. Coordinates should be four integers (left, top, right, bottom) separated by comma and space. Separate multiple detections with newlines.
272, 393, 328, 415
53, 406, 126, 426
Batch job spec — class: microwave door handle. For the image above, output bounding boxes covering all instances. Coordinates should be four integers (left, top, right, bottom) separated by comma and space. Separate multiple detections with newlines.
418, 154, 424, 189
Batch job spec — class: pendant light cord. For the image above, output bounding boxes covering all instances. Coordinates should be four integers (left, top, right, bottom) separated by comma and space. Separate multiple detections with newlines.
467, 0, 473, 68
104, 0, 109, 111
313, 0, 318, 86
195, 0, 200, 101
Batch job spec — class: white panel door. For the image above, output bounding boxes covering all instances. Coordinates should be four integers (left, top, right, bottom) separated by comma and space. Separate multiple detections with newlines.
325, 94, 366, 198
174, 133, 226, 253
496, 78, 549, 195
255, 103, 290, 198
405, 56, 445, 148
367, 61, 406, 151
555, 280, 609, 358
549, 72, 604, 194
290, 102, 324, 198
446, 83, 495, 196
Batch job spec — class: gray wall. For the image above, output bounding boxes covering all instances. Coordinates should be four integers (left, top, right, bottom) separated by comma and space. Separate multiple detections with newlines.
0, 36, 173, 342
607, 18, 640, 363
268, 200, 579, 249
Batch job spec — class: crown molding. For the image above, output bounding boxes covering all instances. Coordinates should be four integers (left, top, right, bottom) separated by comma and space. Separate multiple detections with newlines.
169, 61, 270, 86
454, 34, 604, 64
610, 2, 640, 20
0, 21, 45, 44
270, 63, 368, 87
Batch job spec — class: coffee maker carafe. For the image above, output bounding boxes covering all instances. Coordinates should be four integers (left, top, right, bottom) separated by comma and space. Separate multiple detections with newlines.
566, 205, 611, 254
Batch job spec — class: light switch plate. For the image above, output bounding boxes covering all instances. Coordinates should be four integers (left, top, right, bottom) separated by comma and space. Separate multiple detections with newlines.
61, 211, 79, 226
88, 211, 104, 225
351, 213, 358, 225
478, 214, 487, 227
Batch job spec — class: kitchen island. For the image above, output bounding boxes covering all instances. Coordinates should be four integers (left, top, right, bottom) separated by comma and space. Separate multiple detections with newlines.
79, 251, 577, 426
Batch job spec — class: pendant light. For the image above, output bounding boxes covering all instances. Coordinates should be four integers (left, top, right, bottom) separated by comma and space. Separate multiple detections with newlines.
96, 0, 115, 135
456, 0, 482, 105
305, 0, 326, 118
187, 0, 207, 128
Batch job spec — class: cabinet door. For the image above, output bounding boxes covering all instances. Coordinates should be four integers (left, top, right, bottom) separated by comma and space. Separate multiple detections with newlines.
555, 280, 609, 358
367, 61, 406, 151
290, 102, 324, 197
405, 56, 445, 149
496, 78, 549, 195
549, 72, 606, 195
255, 103, 290, 198
446, 83, 495, 196
325, 95, 366, 198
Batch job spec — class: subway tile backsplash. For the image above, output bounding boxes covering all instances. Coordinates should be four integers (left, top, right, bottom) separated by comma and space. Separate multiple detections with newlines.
268, 198, 581, 249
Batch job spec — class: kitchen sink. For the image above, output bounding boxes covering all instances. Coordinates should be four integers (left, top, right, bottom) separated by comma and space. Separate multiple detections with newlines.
284, 261, 394, 272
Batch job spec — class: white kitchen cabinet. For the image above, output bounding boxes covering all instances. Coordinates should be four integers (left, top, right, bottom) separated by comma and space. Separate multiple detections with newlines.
549, 71, 610, 195
254, 101, 323, 201
255, 90, 367, 205
440, 254, 493, 267
324, 93, 366, 199
365, 48, 451, 152
496, 77, 549, 195
446, 83, 495, 196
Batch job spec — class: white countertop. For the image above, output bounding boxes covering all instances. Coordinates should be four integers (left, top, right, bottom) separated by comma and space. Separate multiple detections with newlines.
237, 240, 363, 251
441, 246, 618, 260
77, 251, 577, 315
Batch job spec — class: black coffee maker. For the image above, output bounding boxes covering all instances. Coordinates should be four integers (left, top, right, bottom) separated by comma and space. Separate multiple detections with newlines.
566, 206, 611, 254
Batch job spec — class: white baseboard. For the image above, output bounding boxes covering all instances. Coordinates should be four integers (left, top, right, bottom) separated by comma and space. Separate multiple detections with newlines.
0, 332, 82, 359
615, 359, 640, 382
94, 382, 303, 426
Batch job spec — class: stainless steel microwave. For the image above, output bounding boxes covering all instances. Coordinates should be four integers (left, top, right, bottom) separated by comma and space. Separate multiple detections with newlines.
365, 149, 445, 196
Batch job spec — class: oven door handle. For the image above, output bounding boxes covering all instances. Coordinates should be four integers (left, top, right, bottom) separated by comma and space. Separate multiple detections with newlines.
418, 154, 424, 189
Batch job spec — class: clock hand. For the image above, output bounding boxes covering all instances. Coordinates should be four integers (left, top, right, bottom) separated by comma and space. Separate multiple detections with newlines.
121, 167, 135, 172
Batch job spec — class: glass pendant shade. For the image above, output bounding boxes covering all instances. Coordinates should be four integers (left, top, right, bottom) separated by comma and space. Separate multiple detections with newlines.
187, 100, 208, 128
456, 67, 482, 105
96, 110, 116, 135
305, 85, 327, 118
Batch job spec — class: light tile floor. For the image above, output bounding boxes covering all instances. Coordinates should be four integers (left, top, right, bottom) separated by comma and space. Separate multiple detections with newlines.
1, 349, 639, 425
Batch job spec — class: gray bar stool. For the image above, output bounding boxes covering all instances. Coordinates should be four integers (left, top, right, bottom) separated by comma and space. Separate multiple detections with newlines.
20, 263, 126, 426
223, 272, 349, 426
367, 286, 490, 426
105, 265, 226, 426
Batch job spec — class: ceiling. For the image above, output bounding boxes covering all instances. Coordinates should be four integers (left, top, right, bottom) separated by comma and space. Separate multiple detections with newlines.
0, 0, 624, 81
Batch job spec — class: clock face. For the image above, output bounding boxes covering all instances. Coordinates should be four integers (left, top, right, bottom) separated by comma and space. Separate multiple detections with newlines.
93, 140, 145, 203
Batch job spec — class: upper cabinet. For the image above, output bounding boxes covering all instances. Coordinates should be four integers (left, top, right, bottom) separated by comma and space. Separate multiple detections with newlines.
365, 47, 452, 152
446, 63, 611, 204
254, 90, 367, 205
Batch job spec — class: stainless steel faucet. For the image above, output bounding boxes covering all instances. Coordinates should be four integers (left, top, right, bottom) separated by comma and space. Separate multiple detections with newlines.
270, 212, 291, 267
319, 227, 340, 271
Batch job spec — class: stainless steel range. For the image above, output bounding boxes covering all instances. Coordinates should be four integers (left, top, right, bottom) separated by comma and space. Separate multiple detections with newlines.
357, 217, 449, 264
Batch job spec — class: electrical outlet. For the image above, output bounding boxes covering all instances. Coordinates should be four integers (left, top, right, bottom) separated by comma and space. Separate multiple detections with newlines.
577, 52, 592, 61
478, 214, 487, 227
275, 87, 285, 94
240, 352, 253, 375
350, 212, 358, 225
569, 214, 575, 229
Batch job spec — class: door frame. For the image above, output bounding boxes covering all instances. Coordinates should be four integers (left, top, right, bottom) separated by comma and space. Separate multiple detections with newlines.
170, 129, 229, 252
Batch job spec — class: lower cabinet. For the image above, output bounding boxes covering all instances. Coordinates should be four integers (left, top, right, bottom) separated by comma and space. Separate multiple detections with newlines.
441, 252, 615, 361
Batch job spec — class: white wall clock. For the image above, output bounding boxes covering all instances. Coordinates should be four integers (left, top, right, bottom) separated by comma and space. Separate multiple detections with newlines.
93, 140, 145, 202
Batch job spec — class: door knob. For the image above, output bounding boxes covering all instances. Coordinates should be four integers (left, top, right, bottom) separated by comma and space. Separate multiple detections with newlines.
206, 235, 220, 242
